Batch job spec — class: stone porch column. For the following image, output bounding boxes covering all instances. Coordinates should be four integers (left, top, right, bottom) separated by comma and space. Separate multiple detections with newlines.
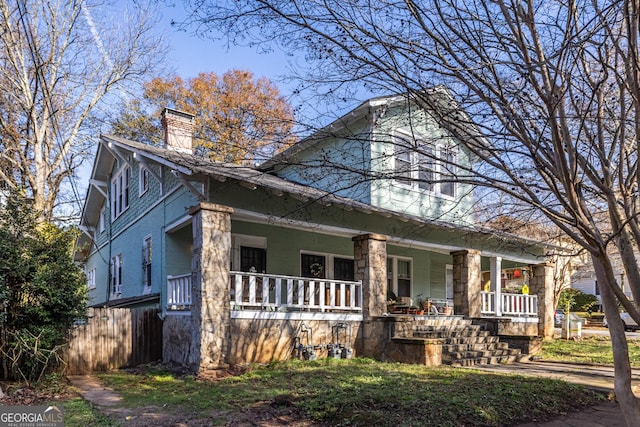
188, 202, 234, 372
451, 250, 482, 318
530, 262, 555, 339
353, 233, 388, 319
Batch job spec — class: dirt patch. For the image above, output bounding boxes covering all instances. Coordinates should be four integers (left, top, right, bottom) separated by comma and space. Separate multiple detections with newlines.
68, 374, 323, 426
0, 371, 322, 426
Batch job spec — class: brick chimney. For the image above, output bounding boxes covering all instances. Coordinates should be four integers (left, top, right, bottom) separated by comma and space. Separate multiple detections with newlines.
161, 108, 195, 153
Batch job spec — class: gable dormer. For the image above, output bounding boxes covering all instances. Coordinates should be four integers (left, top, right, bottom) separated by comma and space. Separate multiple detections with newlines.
260, 92, 476, 225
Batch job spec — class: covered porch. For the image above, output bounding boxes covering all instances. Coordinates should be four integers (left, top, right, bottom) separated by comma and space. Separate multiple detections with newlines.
161, 203, 554, 371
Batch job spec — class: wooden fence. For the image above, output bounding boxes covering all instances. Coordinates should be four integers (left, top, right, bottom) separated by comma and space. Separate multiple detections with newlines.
64, 307, 163, 374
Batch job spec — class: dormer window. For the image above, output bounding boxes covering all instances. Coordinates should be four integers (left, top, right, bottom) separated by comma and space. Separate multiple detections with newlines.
439, 148, 456, 197
393, 131, 456, 198
393, 139, 412, 184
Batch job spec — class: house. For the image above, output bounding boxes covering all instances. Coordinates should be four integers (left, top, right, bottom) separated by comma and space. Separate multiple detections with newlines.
571, 255, 634, 311
76, 92, 555, 373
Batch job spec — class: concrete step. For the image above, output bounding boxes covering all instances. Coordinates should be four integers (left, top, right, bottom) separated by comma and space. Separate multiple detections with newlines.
413, 329, 491, 339
440, 336, 501, 345
448, 354, 520, 367
442, 348, 520, 361
414, 323, 479, 332
442, 342, 510, 353
411, 317, 473, 328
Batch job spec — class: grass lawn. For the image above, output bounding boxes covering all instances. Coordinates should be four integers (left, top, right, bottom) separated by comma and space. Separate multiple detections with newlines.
53, 335, 640, 426
60, 398, 118, 427
541, 335, 640, 367
94, 358, 604, 426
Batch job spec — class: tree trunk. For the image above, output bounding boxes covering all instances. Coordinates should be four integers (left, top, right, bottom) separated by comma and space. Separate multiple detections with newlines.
593, 254, 640, 426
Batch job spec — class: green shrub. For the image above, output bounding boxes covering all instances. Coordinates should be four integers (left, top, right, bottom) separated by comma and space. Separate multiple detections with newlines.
558, 288, 598, 313
0, 192, 87, 383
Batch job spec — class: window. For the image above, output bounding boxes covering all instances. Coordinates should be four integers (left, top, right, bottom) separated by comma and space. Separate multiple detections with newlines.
301, 253, 354, 280
417, 144, 435, 192
440, 148, 456, 197
301, 253, 326, 279
139, 166, 150, 196
387, 256, 412, 298
111, 166, 130, 219
232, 235, 267, 272
142, 236, 152, 288
240, 246, 266, 273
393, 139, 412, 184
595, 280, 600, 296
446, 264, 454, 300
86, 268, 96, 290
392, 132, 457, 197
334, 257, 355, 281
110, 254, 123, 294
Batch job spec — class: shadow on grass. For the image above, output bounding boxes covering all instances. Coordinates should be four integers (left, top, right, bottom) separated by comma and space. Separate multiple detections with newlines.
99, 358, 606, 427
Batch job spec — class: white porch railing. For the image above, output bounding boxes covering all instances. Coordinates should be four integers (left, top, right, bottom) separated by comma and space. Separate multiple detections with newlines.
230, 271, 363, 313
481, 291, 538, 317
167, 273, 192, 310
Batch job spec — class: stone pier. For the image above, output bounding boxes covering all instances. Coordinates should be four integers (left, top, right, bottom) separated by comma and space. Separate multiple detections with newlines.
188, 202, 233, 372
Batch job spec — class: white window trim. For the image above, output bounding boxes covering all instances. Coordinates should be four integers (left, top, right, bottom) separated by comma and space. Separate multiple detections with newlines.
387, 255, 413, 298
231, 234, 267, 272
392, 130, 457, 199
142, 235, 152, 289
139, 166, 150, 197
446, 264, 454, 300
300, 251, 354, 280
110, 254, 123, 295
111, 165, 131, 220
86, 267, 96, 290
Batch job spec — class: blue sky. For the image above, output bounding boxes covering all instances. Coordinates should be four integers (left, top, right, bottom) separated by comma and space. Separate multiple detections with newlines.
159, 3, 293, 91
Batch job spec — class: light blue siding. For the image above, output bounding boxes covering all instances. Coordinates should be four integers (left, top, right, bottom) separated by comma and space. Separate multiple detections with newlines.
274, 119, 373, 204
84, 153, 199, 306
272, 102, 475, 225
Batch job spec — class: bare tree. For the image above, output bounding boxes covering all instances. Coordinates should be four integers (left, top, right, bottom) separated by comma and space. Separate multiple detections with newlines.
188, 0, 640, 422
0, 0, 166, 221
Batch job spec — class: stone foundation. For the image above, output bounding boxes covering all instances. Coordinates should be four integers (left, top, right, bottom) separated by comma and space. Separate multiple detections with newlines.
474, 317, 539, 336
163, 315, 192, 365
499, 335, 543, 355
387, 338, 443, 365
228, 318, 362, 366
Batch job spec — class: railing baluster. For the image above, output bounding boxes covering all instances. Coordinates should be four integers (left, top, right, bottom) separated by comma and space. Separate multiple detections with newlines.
263, 276, 270, 305
329, 282, 336, 308
309, 281, 315, 308
319, 281, 326, 312
350, 283, 355, 308
275, 278, 282, 307
249, 275, 256, 303
287, 278, 294, 306
297, 279, 304, 306
235, 274, 242, 305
